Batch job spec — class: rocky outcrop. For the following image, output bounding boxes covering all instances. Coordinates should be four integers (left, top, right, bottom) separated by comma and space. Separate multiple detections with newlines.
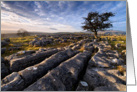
1, 38, 126, 91
10, 49, 59, 72
1, 63, 9, 79
19, 49, 78, 87
1, 57, 9, 79
5, 50, 35, 61
24, 51, 92, 91
77, 41, 126, 91
1, 72, 24, 91
1, 48, 6, 54
29, 37, 53, 47
1, 49, 78, 91
83, 42, 94, 52
3, 38, 10, 42
89, 41, 124, 68
1, 41, 8, 47
1, 57, 5, 63
80, 68, 126, 91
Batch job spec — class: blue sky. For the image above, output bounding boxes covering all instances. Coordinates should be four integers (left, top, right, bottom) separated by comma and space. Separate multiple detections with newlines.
1, 1, 126, 33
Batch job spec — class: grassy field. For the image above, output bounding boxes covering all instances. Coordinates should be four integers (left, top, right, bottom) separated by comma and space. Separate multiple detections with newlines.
100, 35, 126, 53
1, 36, 74, 57
2, 35, 126, 57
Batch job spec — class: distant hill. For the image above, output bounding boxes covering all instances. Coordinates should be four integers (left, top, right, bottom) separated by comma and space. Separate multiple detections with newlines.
98, 30, 126, 35
1, 30, 126, 38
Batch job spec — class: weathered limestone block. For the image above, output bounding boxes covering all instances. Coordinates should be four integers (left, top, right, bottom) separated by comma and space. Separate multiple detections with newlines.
3, 38, 10, 42
10, 49, 58, 72
24, 73, 66, 91
1, 72, 25, 91
24, 51, 92, 91
94, 86, 118, 91
1, 48, 6, 54
72, 44, 81, 50
84, 45, 94, 52
1, 40, 9, 47
1, 63, 9, 79
94, 83, 126, 91
19, 49, 78, 87
82, 68, 126, 91
90, 48, 123, 68
5, 50, 35, 61
1, 57, 5, 63
29, 40, 37, 46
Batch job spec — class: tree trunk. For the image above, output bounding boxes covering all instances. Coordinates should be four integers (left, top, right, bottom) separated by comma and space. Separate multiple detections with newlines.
94, 31, 98, 39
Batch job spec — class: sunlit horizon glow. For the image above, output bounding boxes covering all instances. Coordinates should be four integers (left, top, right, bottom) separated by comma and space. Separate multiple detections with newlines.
1, 1, 126, 33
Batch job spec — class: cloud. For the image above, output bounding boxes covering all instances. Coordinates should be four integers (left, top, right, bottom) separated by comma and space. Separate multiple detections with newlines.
97, 2, 113, 12
113, 21, 126, 25
110, 1, 126, 12
1, 10, 79, 33
1, 1, 127, 32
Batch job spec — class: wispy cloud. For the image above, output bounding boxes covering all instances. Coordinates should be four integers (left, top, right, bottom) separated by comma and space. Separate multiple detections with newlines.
1, 1, 126, 33
110, 1, 126, 12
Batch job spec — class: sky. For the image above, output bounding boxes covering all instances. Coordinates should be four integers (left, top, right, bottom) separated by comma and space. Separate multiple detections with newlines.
1, 1, 126, 33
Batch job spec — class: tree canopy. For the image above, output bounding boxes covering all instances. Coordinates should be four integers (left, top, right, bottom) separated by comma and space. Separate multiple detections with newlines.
82, 12, 115, 38
17, 28, 30, 37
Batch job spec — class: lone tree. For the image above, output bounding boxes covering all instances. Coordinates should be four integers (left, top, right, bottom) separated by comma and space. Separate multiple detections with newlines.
82, 12, 115, 38
17, 28, 30, 37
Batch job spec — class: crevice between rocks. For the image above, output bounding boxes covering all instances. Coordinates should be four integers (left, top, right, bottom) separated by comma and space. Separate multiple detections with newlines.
72, 45, 99, 91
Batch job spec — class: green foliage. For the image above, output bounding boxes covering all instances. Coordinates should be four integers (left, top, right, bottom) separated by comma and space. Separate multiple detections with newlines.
82, 12, 115, 38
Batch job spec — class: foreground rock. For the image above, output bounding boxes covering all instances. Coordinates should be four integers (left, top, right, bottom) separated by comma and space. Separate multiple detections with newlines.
1, 37, 126, 91
1, 72, 24, 91
72, 44, 81, 50
94, 83, 126, 91
24, 51, 92, 91
1, 57, 9, 79
1, 48, 6, 54
1, 57, 5, 63
90, 41, 124, 68
5, 50, 36, 61
10, 49, 59, 72
1, 63, 9, 79
79, 68, 126, 91
1, 49, 78, 91
19, 49, 78, 88
76, 41, 126, 91
83, 42, 94, 52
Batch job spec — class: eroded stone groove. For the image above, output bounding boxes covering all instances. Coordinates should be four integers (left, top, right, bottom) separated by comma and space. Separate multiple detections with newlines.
1, 57, 10, 79
1, 72, 24, 91
76, 41, 126, 91
1, 49, 78, 91
24, 51, 92, 91
10, 49, 59, 72
1, 37, 126, 91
